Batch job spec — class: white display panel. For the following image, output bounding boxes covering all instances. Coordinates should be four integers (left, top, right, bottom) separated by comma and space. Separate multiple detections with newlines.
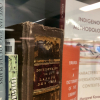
64, 0, 100, 41
64, 0, 100, 99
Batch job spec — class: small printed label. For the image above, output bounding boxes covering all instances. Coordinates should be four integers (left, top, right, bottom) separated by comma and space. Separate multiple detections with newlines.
5, 39, 15, 54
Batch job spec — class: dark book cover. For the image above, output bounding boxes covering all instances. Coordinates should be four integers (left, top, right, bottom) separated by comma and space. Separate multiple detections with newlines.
5, 56, 9, 100
5, 22, 64, 100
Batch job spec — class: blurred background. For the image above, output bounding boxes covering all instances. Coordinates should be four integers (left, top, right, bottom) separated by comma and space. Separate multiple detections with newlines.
5, 0, 61, 27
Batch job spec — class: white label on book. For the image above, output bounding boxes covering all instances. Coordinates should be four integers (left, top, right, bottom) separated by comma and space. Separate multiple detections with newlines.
5, 38, 15, 54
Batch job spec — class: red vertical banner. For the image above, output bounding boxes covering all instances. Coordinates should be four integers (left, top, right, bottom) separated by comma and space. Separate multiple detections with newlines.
61, 45, 80, 100
60, 0, 65, 29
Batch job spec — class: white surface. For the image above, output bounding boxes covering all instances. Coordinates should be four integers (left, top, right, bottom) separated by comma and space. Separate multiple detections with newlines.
78, 65, 100, 100
64, 0, 100, 41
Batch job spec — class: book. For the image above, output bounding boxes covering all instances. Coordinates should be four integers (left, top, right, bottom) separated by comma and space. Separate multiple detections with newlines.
0, 49, 5, 100
60, 0, 66, 29
5, 22, 64, 100
61, 45, 80, 100
5, 56, 9, 100
0, 0, 5, 99
6, 54, 18, 100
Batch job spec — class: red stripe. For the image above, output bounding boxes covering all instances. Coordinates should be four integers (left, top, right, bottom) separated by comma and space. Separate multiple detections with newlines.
60, 0, 66, 29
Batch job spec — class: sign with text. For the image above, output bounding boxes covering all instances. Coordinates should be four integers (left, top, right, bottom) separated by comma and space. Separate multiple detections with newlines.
64, 0, 100, 40
78, 65, 100, 100
61, 45, 80, 100
63, 0, 100, 99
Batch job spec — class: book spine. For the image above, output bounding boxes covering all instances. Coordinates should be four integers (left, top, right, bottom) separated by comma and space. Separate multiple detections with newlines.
8, 55, 18, 100
13, 55, 18, 100
8, 55, 13, 100
5, 56, 9, 100
60, 0, 66, 29
0, 0, 5, 99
